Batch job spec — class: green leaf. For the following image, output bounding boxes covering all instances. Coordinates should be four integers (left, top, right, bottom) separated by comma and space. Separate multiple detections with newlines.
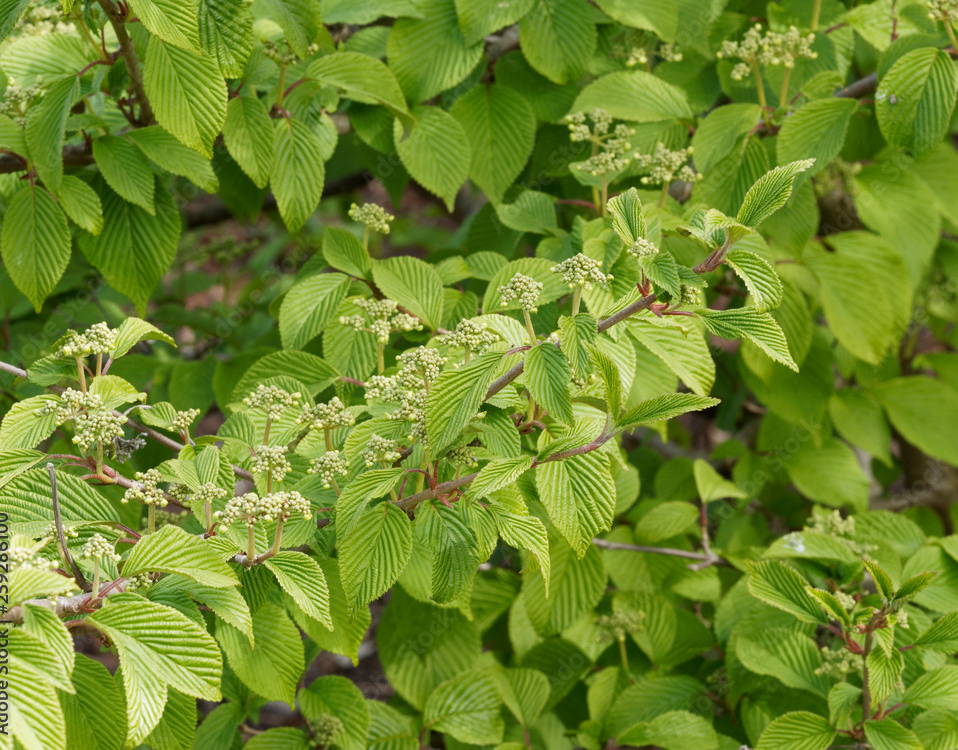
244, 728, 310, 750
873, 377, 958, 466
393, 105, 470, 211
619, 710, 718, 750
25, 74, 79, 191
7, 644, 65, 750
222, 96, 274, 189
617, 393, 719, 430
256, 0, 323, 59
425, 350, 503, 455
128, 0, 200, 50
866, 646, 904, 705
572, 69, 692, 122
915, 611, 958, 652
7, 565, 70, 607
525, 343, 573, 425
335, 468, 403, 538
143, 36, 228, 157
636, 501, 698, 544
471, 457, 534, 499
86, 593, 222, 745
518, 0, 596, 84
805, 587, 852, 627
322, 226, 370, 279
422, 670, 504, 745
449, 84, 536, 203
785, 438, 869, 513
215, 603, 303, 707
64, 655, 127, 750
488, 497, 550, 587
125, 126, 219, 193
264, 551, 332, 630
299, 676, 370, 750
455, 0, 534, 45
777, 98, 856, 182
591, 345, 621, 416
630, 321, 715, 396
877, 47, 957, 158
829, 390, 892, 466
339, 502, 413, 609
0, 184, 71, 312
698, 307, 797, 371
494, 190, 558, 235
3, 463, 120, 533
725, 249, 783, 312
863, 558, 896, 600
690, 103, 762, 174
89, 374, 145, 410
593, 0, 677, 41
693, 459, 745, 503
558, 313, 596, 380
746, 560, 827, 624
535, 449, 615, 556
271, 117, 325, 232
308, 51, 410, 118
607, 187, 647, 246
55, 175, 103, 235
0, 0, 30, 39
905, 666, 958, 709
864, 720, 922, 750
113, 317, 176, 358
92, 136, 155, 214
896, 570, 937, 601
279, 272, 351, 349
230, 350, 339, 402
77, 179, 181, 314
495, 668, 550, 728
152, 574, 253, 644
755, 712, 836, 750
419, 501, 480, 603
123, 525, 238, 588
736, 160, 816, 228
387, 0, 483, 103
198, 0, 254, 77
371, 254, 445, 330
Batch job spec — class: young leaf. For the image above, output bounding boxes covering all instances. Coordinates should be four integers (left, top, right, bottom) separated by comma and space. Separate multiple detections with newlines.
278, 272, 351, 350
736, 160, 816, 228
863, 558, 896, 600
371, 254, 444, 330
307, 50, 411, 118
896, 570, 937, 601
616, 393, 719, 430
904, 666, 958, 710
335, 468, 404, 538
725, 249, 784, 312
418, 501, 480, 604
422, 670, 504, 745
338, 502, 413, 609
425, 351, 503, 455
128, 0, 201, 51
607, 187, 646, 246
470, 456, 534, 499
746, 560, 828, 624
122, 525, 239, 588
197, 0, 254, 77
322, 226, 371, 279
264, 551, 333, 631
755, 712, 835, 750
24, 74, 79, 191
125, 126, 220, 193
271, 117, 325, 232
698, 307, 797, 372
525, 343, 573, 425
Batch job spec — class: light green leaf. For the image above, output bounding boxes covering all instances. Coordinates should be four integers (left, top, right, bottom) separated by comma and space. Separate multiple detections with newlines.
322, 226, 370, 279
755, 712, 835, 750
607, 187, 646, 246
393, 105, 470, 211
896, 570, 937, 601
230, 350, 339, 402
92, 136, 155, 214
636, 501, 698, 544
64, 655, 127, 750
494, 190, 558, 235
339, 502, 413, 609
905, 666, 958, 709
864, 720, 922, 750
299, 676, 370, 750
865, 647, 904, 705
128, 0, 200, 50
425, 351, 503, 455
222, 96, 274, 188
698, 307, 797, 371
572, 69, 691, 122
525, 343, 573, 425
77, 179, 181, 315
519, 0, 596, 84
455, 0, 534, 45
422, 670, 504, 745
829, 390, 892, 465
264, 551, 332, 630
915, 611, 958, 652
617, 393, 719, 430
470, 457, 534, 499
630, 320, 715, 396
725, 249, 783, 312
785, 438, 869, 512
308, 50, 410, 117
256, 0, 323, 59
746, 560, 828, 624
123, 525, 238, 588
89, 374, 145, 410
244, 728, 310, 750
488, 497, 550, 587
619, 710, 718, 750
55, 175, 103, 235
7, 647, 65, 750
736, 160, 816, 228
0, 0, 30, 39
777, 98, 856, 182
877, 47, 957, 158
863, 558, 896, 600
494, 668, 550, 728
593, 0, 677, 41
271, 117, 325, 232
279, 272, 351, 349
112, 317, 176, 358
419, 501, 480, 603
125, 126, 219, 193
691, 103, 762, 174
371, 254, 444, 330
914, 709, 958, 750
25, 74, 79, 191
198, 0, 254, 76
336, 468, 403, 538
143, 36, 228, 157
693, 459, 745, 503
387, 0, 483, 103
3, 464, 120, 531
152, 574, 253, 645
873, 376, 958, 467
0, 184, 71, 312
449, 84, 536, 203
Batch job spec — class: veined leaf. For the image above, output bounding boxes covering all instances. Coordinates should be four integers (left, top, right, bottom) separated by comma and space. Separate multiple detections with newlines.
915, 611, 958, 652
864, 720, 921, 750
418, 501, 480, 603
746, 560, 828, 624
698, 307, 797, 371
299, 676, 370, 750
519, 0, 596, 84
92, 136, 155, 214
617, 393, 719, 430
271, 117, 325, 232
593, 0, 677, 41
393, 105, 470, 211
24, 74, 79, 191
265, 551, 333, 630
0, 184, 71, 312
693, 459, 745, 503
128, 0, 200, 51
113, 317, 176, 358
865, 647, 904, 705
256, 0, 323, 59
873, 376, 958, 467
470, 456, 534, 499
222, 96, 274, 188
425, 351, 503, 455
736, 160, 816, 228
335, 468, 403, 538
55, 176, 103, 236
904, 666, 958, 709
198, 0, 254, 76
123, 525, 238, 588
777, 97, 856, 182
630, 321, 715, 396
607, 187, 646, 246
736, 628, 830, 697
338, 502, 413, 609
125, 126, 219, 193
755, 712, 836, 750
573, 69, 691, 122
307, 51, 410, 118
525, 343, 573, 425
322, 226, 371, 279
371, 254, 444, 330
455, 0, 535, 45
422, 670, 504, 745
725, 249, 783, 312
536, 449, 615, 556
279, 272, 351, 349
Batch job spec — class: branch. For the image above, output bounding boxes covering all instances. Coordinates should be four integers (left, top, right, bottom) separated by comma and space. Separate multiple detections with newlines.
591, 537, 731, 567
49, 462, 88, 591
835, 72, 877, 99
96, 0, 152, 124
1, 578, 130, 623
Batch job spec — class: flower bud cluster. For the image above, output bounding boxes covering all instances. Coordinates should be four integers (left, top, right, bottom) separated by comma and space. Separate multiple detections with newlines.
251, 445, 292, 483
636, 142, 700, 186
815, 646, 859, 678
313, 715, 345, 746
43, 522, 78, 540
122, 469, 167, 507
168, 483, 191, 504
173, 409, 200, 432
659, 43, 683, 62
348, 202, 395, 234
443, 319, 499, 353
445, 445, 477, 467
308, 450, 348, 489
339, 297, 422, 344
297, 396, 355, 431
565, 109, 637, 175
73, 410, 126, 453
679, 285, 703, 306
927, 0, 958, 21
15, 7, 74, 36
126, 573, 153, 594
39, 388, 104, 425
192, 483, 228, 509
718, 25, 817, 80
367, 348, 446, 440
0, 76, 45, 123
625, 47, 648, 67
362, 434, 402, 467
261, 37, 302, 65
58, 322, 116, 358
626, 237, 659, 258
498, 273, 543, 312
243, 385, 301, 421
10, 545, 58, 572
216, 490, 310, 527
81, 533, 121, 562
551, 253, 612, 290
596, 610, 645, 641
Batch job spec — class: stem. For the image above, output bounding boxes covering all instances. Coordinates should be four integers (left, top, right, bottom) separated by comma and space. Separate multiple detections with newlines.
377, 342, 385, 374
96, 442, 104, 476
751, 61, 771, 127
571, 287, 582, 317
861, 630, 874, 719
91, 560, 101, 603
810, 0, 822, 30
276, 65, 287, 108
204, 499, 212, 533
779, 66, 793, 110
658, 181, 670, 208
600, 173, 608, 217
49, 463, 87, 590
148, 505, 157, 534
618, 637, 634, 683
522, 310, 537, 345
95, 0, 152, 123
96, 352, 102, 378
76, 358, 87, 393
270, 517, 285, 555
363, 227, 371, 252
247, 525, 256, 561
75, 12, 109, 62
324, 428, 333, 452
946, 18, 958, 51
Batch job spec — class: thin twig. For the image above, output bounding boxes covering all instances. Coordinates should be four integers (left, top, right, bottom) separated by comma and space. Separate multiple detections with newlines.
95, 0, 152, 123
48, 463, 88, 591
592, 537, 731, 567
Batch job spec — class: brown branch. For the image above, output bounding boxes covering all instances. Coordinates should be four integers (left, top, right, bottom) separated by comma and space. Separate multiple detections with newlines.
96, 0, 152, 124
1, 578, 130, 623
